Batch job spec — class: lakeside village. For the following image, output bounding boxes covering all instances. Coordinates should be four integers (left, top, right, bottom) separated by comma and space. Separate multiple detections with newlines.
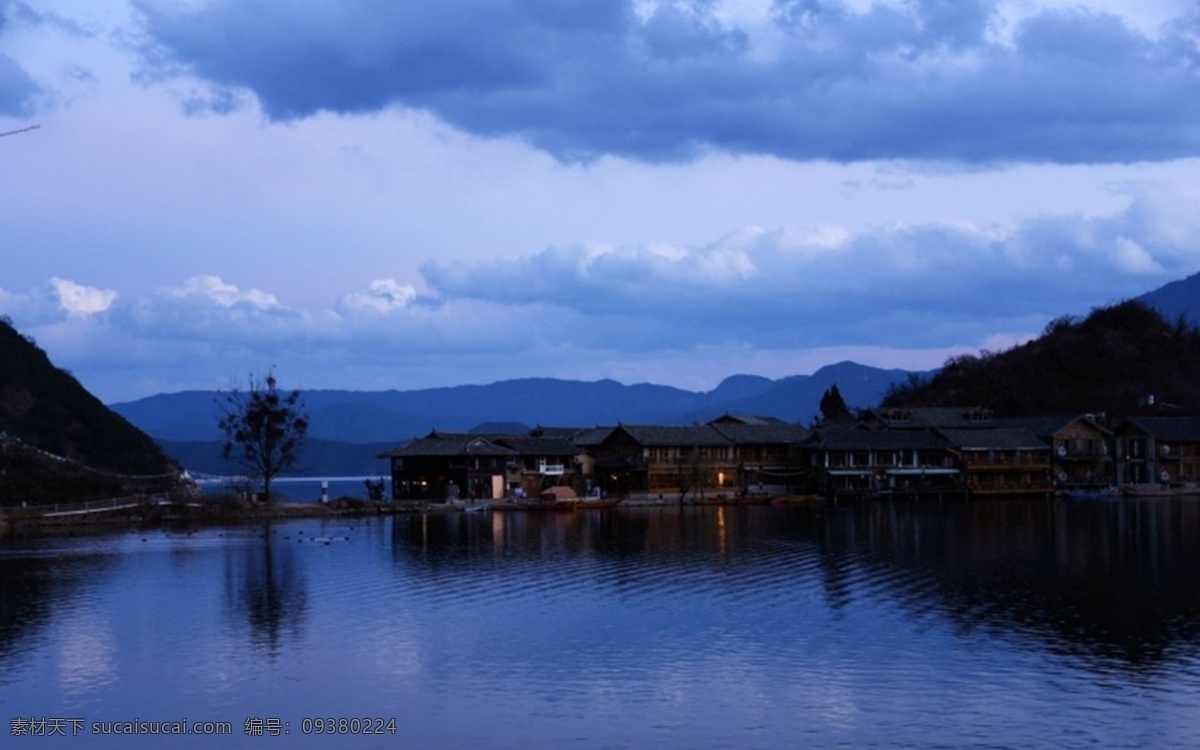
380, 407, 1200, 508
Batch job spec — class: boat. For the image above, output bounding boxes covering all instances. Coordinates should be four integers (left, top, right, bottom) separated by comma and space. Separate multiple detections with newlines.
575, 497, 624, 510
448, 499, 492, 513
1061, 488, 1114, 501
489, 498, 578, 512
769, 494, 822, 506
1119, 484, 1174, 498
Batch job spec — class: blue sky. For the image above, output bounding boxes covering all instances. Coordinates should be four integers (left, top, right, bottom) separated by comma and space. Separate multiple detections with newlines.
2, 0, 1199, 403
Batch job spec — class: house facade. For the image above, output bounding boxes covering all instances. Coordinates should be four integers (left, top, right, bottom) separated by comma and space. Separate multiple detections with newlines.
379, 430, 581, 501
590, 425, 738, 499
1115, 417, 1200, 486
996, 415, 1115, 490
376, 408, 1194, 504
938, 428, 1053, 496
804, 428, 961, 499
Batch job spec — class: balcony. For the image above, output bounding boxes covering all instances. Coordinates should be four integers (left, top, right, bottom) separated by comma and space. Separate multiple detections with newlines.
537, 460, 566, 476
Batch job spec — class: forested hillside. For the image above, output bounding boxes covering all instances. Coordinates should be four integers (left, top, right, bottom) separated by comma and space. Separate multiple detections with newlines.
882, 301, 1200, 417
0, 317, 182, 504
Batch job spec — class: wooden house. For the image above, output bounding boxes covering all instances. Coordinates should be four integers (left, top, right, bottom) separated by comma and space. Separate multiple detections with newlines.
1114, 417, 1200, 487
491, 434, 582, 498
708, 421, 811, 496
995, 415, 1114, 490
937, 428, 1052, 496
589, 425, 737, 499
804, 428, 960, 499
379, 430, 581, 501
379, 431, 516, 501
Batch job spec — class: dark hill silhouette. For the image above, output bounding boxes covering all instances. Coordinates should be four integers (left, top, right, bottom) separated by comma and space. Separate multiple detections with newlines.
882, 300, 1200, 417
0, 317, 182, 505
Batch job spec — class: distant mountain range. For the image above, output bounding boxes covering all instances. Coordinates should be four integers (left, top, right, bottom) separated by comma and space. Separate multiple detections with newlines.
107, 270, 1200, 478
112, 361, 916, 447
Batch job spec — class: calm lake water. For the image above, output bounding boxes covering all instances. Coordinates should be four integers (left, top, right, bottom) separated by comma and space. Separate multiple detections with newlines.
198, 477, 390, 503
3, 499, 1200, 748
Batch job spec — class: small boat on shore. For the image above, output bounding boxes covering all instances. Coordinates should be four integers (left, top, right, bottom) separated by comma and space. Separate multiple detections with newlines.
770, 494, 821, 506
1119, 484, 1174, 498
490, 498, 579, 512
1061, 488, 1114, 501
576, 497, 624, 510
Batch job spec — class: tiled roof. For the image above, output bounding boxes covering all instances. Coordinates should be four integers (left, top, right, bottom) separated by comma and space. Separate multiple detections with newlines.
938, 428, 1048, 451
708, 413, 787, 426
493, 436, 580, 456
528, 426, 587, 440
1121, 417, 1200, 442
612, 424, 732, 447
570, 427, 617, 446
710, 423, 810, 444
378, 433, 518, 458
994, 415, 1112, 438
807, 429, 950, 451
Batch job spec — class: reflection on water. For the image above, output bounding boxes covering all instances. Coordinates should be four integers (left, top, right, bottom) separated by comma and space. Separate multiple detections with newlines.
389, 499, 1200, 676
2, 500, 1200, 748
222, 526, 308, 658
816, 499, 1200, 671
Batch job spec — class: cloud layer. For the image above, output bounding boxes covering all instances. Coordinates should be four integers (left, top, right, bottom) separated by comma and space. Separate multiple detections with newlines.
4, 1, 1200, 404
136, 0, 1200, 164
3, 183, 1197, 401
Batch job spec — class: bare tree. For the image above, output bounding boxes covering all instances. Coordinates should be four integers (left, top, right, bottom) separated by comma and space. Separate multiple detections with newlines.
218, 371, 308, 503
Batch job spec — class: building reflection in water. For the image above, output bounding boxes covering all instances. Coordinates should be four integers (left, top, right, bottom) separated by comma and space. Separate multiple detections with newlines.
389, 499, 1200, 675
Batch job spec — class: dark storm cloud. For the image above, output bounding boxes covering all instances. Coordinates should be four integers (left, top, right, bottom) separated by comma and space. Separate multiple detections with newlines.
134, 0, 1200, 164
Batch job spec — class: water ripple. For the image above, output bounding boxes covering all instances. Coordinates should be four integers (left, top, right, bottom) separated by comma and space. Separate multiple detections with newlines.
4, 502, 1200, 749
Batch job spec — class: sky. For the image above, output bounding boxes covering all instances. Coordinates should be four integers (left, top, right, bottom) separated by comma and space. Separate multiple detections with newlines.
2, 0, 1199, 404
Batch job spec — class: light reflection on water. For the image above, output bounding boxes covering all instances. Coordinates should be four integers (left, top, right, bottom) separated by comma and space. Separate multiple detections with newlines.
1, 500, 1199, 748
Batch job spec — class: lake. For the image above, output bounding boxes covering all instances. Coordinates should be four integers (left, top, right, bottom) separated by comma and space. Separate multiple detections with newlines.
197, 476, 390, 503
3, 498, 1200, 748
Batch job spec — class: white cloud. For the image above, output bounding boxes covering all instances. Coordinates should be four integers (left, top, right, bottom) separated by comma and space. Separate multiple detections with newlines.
336, 279, 417, 316
115, 275, 308, 344
1111, 237, 1163, 275
422, 184, 1200, 345
50, 277, 117, 317
6, 171, 1196, 404
168, 275, 279, 309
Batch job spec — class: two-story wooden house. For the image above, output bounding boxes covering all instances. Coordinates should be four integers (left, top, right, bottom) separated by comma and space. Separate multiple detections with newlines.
995, 415, 1114, 490
803, 428, 961, 499
1115, 417, 1200, 488
588, 425, 737, 499
937, 428, 1053, 496
379, 430, 581, 501
708, 421, 811, 497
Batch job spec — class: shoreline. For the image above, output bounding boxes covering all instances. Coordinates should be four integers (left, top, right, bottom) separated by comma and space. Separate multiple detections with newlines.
0, 492, 798, 534
0, 497, 409, 534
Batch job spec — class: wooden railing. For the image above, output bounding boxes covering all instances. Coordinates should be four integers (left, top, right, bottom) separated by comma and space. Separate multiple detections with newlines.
37, 493, 171, 517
